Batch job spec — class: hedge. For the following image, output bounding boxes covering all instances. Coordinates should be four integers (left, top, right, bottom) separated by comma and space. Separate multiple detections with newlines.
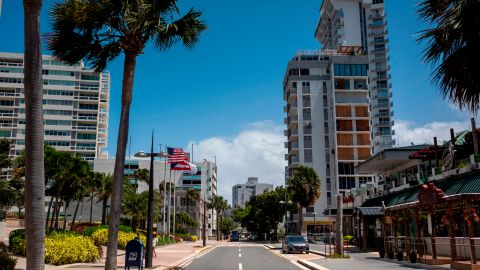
0, 242, 16, 270
83, 224, 132, 236
8, 229, 100, 265
91, 229, 146, 250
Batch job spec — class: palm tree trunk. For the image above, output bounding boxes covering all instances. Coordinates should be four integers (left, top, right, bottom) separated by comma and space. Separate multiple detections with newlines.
216, 210, 220, 240
45, 195, 54, 230
106, 52, 137, 270
186, 196, 189, 216
50, 195, 59, 230
55, 199, 62, 229
63, 200, 69, 230
23, 1, 45, 269
70, 198, 82, 231
89, 191, 93, 223
101, 197, 108, 225
298, 206, 303, 235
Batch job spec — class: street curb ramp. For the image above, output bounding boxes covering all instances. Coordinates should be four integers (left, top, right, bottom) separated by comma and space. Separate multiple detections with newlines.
297, 259, 329, 270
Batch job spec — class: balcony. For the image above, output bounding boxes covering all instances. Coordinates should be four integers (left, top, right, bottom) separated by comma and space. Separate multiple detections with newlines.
373, 101, 393, 109
368, 29, 388, 36
370, 47, 390, 55
371, 56, 390, 63
375, 139, 396, 146
369, 38, 388, 46
288, 142, 299, 155
369, 20, 388, 28
374, 110, 394, 117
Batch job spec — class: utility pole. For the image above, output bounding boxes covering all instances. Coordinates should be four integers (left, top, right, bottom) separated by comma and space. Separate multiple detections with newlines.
472, 118, 478, 155
336, 194, 343, 255
203, 197, 207, 247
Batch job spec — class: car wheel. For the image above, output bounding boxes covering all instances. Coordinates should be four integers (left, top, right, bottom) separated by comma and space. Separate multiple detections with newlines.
282, 248, 286, 254
306, 251, 309, 254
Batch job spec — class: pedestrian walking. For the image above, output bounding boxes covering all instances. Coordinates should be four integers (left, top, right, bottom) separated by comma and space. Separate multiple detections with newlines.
152, 232, 158, 258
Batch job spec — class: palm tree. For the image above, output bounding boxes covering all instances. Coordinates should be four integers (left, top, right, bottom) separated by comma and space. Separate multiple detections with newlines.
48, 2, 206, 267
287, 165, 320, 234
97, 173, 113, 225
207, 194, 228, 241
122, 190, 148, 231
23, 0, 45, 267
417, 0, 480, 112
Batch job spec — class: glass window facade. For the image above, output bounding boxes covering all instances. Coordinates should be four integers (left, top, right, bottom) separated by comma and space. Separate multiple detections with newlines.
334, 64, 368, 76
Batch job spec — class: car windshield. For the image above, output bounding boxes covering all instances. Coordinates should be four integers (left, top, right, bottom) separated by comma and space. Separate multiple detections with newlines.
287, 236, 306, 242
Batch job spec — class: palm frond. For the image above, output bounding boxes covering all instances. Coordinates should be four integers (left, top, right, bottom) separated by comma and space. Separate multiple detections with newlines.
153, 8, 206, 51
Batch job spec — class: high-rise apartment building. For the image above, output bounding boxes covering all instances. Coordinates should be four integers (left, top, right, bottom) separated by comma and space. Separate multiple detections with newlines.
232, 177, 273, 208
315, 0, 394, 151
0, 52, 110, 161
283, 0, 394, 233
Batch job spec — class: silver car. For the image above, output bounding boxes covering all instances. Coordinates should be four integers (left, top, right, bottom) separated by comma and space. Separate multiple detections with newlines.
282, 235, 310, 254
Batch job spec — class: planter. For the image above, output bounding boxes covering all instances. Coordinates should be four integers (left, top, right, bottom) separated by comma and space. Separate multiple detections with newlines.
409, 251, 417, 263
379, 249, 385, 258
396, 251, 404, 261
388, 251, 395, 259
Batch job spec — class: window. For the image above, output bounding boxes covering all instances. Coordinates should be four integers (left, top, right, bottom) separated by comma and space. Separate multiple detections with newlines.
374, 37, 385, 43
44, 110, 72, 116
44, 90, 74, 96
373, 0, 384, 3
339, 177, 356, 189
338, 148, 354, 160
323, 108, 328, 119
336, 106, 351, 117
43, 70, 74, 76
0, 131, 11, 137
0, 78, 23, 84
304, 126, 312, 134
304, 136, 312, 148
334, 78, 350, 89
300, 69, 309, 75
302, 82, 310, 87
336, 120, 353, 131
289, 69, 299, 75
303, 108, 311, 121
359, 177, 371, 185
357, 147, 371, 160
302, 95, 311, 107
77, 133, 96, 140
325, 136, 329, 148
46, 141, 70, 147
81, 74, 100, 81
337, 134, 353, 145
304, 149, 313, 162
356, 120, 370, 131
0, 100, 14, 106
79, 104, 98, 110
338, 162, 355, 175
43, 80, 75, 86
355, 106, 369, 117
45, 130, 70, 136
334, 64, 368, 76
353, 79, 367, 89
45, 120, 72, 126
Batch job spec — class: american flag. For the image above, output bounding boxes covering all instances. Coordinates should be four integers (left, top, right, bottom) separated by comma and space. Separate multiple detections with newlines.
167, 147, 188, 163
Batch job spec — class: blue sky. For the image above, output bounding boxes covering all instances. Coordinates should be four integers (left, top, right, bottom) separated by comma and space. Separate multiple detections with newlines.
0, 1, 473, 198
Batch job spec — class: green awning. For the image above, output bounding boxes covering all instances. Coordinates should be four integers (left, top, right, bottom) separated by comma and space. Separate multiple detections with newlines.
362, 172, 480, 208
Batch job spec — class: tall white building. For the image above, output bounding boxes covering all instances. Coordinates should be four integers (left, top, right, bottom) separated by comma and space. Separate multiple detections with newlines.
283, 0, 394, 234
232, 177, 273, 208
315, 0, 394, 151
0, 52, 110, 161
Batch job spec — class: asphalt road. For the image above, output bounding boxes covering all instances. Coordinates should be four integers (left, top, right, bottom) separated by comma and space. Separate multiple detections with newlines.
183, 245, 303, 270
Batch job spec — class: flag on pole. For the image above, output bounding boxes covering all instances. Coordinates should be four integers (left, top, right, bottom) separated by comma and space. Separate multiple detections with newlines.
167, 147, 188, 163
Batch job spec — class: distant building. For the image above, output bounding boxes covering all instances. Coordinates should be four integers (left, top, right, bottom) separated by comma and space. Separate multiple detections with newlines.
178, 159, 217, 237
0, 52, 110, 163
232, 177, 273, 208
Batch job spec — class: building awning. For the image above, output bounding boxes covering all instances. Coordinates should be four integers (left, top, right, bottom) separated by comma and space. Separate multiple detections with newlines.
358, 207, 383, 216
361, 172, 480, 209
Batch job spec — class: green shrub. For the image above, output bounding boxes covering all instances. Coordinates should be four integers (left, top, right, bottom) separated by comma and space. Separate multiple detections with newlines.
0, 242, 16, 270
91, 229, 145, 249
83, 225, 132, 236
343, 235, 354, 241
0, 255, 16, 270
8, 229, 25, 256
8, 229, 100, 265
45, 234, 100, 265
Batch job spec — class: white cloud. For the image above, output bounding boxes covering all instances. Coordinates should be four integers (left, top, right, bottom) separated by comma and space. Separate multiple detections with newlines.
395, 120, 471, 146
189, 121, 286, 204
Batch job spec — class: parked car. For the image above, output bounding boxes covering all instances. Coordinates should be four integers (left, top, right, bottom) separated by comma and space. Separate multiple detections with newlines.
282, 235, 309, 254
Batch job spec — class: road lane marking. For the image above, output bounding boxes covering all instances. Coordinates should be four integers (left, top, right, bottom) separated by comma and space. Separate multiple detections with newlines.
239, 253, 242, 258
239, 262, 243, 270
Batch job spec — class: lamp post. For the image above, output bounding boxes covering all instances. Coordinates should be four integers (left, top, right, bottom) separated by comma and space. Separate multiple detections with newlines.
134, 131, 167, 268
313, 211, 316, 237
280, 198, 292, 235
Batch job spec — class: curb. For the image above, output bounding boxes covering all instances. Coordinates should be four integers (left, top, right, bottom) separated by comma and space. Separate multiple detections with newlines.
309, 250, 326, 256
297, 259, 329, 270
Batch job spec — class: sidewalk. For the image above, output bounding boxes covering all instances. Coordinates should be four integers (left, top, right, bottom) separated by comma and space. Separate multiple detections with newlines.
13, 240, 215, 270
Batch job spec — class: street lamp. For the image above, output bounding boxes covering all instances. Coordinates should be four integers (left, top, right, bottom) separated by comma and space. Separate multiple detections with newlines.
313, 211, 316, 236
134, 131, 167, 268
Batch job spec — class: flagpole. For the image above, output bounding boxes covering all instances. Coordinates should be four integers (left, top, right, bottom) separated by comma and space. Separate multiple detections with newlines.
168, 169, 172, 239
162, 144, 167, 240
173, 171, 176, 238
